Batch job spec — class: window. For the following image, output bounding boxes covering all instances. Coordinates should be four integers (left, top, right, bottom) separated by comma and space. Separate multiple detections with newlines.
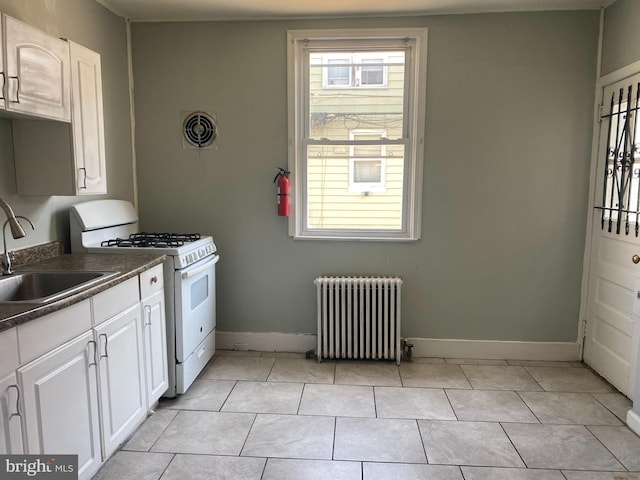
349, 130, 386, 193
287, 28, 427, 240
322, 53, 388, 88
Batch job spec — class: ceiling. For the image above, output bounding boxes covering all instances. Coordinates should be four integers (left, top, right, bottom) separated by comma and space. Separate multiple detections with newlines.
97, 0, 610, 22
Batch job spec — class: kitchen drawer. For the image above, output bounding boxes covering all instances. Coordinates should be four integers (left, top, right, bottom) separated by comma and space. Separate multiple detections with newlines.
0, 328, 19, 376
17, 299, 91, 364
92, 277, 139, 326
140, 264, 164, 299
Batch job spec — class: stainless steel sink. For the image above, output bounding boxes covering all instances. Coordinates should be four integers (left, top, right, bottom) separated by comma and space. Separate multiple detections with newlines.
0, 271, 119, 304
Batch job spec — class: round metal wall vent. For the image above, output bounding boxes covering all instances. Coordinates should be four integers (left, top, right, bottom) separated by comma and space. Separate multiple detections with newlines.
183, 112, 217, 148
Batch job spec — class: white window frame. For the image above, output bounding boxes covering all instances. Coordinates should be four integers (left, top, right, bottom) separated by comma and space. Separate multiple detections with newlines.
287, 28, 427, 241
349, 129, 387, 193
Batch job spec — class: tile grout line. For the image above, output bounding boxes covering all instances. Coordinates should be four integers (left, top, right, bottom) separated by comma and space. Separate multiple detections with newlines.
414, 418, 430, 466
217, 379, 238, 412
154, 452, 176, 480
499, 421, 529, 469
584, 424, 631, 472
442, 389, 460, 421
514, 390, 543, 424
237, 412, 259, 459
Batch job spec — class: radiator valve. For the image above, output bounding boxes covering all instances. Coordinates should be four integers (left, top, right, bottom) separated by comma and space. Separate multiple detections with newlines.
402, 339, 414, 362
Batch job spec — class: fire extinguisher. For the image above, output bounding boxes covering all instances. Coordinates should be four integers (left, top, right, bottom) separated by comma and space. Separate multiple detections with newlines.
274, 167, 290, 217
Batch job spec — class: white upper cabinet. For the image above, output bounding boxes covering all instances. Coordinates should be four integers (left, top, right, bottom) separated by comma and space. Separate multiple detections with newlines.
0, 17, 4, 112
2, 14, 71, 121
12, 40, 107, 196
69, 41, 106, 194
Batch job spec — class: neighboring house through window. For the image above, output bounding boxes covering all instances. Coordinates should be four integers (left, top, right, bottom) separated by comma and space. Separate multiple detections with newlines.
287, 28, 428, 240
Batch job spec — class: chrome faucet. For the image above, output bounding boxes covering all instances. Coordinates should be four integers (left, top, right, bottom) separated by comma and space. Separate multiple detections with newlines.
0, 199, 34, 275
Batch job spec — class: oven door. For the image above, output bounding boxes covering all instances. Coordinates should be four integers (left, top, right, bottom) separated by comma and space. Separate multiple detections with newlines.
174, 254, 219, 363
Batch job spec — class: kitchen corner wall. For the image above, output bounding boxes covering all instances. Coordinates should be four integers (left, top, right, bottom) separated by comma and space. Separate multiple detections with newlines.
131, 11, 599, 343
0, 0, 134, 251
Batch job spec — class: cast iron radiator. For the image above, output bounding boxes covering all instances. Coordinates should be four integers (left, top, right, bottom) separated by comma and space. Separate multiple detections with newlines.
314, 276, 403, 365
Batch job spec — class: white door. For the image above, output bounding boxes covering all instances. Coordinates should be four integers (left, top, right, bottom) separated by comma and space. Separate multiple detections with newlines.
584, 72, 640, 397
95, 304, 146, 457
0, 371, 23, 454
18, 331, 102, 480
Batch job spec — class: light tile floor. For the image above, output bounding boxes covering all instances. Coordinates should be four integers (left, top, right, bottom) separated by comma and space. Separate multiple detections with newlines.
93, 352, 640, 480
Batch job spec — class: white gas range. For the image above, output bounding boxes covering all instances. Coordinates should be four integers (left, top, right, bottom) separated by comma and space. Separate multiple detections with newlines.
70, 199, 219, 397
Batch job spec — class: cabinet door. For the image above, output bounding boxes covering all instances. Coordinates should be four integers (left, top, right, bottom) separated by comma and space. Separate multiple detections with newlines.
95, 304, 146, 457
0, 372, 23, 454
69, 41, 106, 195
0, 17, 5, 112
3, 15, 71, 121
18, 331, 101, 480
142, 290, 169, 407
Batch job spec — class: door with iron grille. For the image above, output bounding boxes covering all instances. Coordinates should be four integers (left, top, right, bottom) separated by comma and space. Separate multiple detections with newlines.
584, 72, 640, 397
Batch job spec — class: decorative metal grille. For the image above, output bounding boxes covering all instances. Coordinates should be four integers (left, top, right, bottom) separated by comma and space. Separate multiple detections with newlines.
596, 83, 640, 235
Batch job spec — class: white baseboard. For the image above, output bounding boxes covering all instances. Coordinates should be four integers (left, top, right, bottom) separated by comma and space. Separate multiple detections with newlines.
627, 409, 640, 436
215, 331, 580, 361
407, 337, 581, 361
216, 331, 316, 353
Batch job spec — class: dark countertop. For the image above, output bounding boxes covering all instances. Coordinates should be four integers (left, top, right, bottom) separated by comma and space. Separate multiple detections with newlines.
0, 253, 165, 332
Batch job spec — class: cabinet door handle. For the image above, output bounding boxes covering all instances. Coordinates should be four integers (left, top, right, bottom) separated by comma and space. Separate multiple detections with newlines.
150, 276, 158, 284
144, 305, 152, 326
0, 72, 5, 100
99, 333, 109, 359
9, 76, 20, 103
8, 384, 21, 419
78, 167, 87, 189
87, 340, 98, 367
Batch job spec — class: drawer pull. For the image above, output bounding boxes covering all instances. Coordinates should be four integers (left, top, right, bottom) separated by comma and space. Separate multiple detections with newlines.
150, 276, 158, 284
99, 333, 109, 359
8, 384, 21, 418
144, 305, 152, 326
88, 340, 98, 367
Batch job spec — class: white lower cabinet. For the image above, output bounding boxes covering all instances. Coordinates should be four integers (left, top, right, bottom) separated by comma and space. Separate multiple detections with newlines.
142, 290, 168, 407
140, 264, 168, 407
12, 268, 167, 480
95, 303, 146, 458
0, 371, 24, 454
18, 331, 102, 479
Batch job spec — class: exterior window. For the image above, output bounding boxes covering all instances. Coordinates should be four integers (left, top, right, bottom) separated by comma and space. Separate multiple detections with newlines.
349, 130, 386, 193
326, 58, 350, 86
322, 53, 387, 88
287, 28, 428, 240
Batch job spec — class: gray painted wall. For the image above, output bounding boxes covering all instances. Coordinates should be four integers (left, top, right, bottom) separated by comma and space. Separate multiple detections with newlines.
0, 0, 134, 252
131, 11, 599, 342
602, 0, 640, 76
602, 0, 640, 420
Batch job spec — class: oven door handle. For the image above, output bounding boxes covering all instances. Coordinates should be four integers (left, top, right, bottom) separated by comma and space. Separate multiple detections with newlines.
181, 254, 220, 279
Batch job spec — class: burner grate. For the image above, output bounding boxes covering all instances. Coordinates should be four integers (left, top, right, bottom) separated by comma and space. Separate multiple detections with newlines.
101, 232, 202, 248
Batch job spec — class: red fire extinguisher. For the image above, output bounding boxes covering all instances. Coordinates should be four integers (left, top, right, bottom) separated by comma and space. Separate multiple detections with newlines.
274, 167, 290, 217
